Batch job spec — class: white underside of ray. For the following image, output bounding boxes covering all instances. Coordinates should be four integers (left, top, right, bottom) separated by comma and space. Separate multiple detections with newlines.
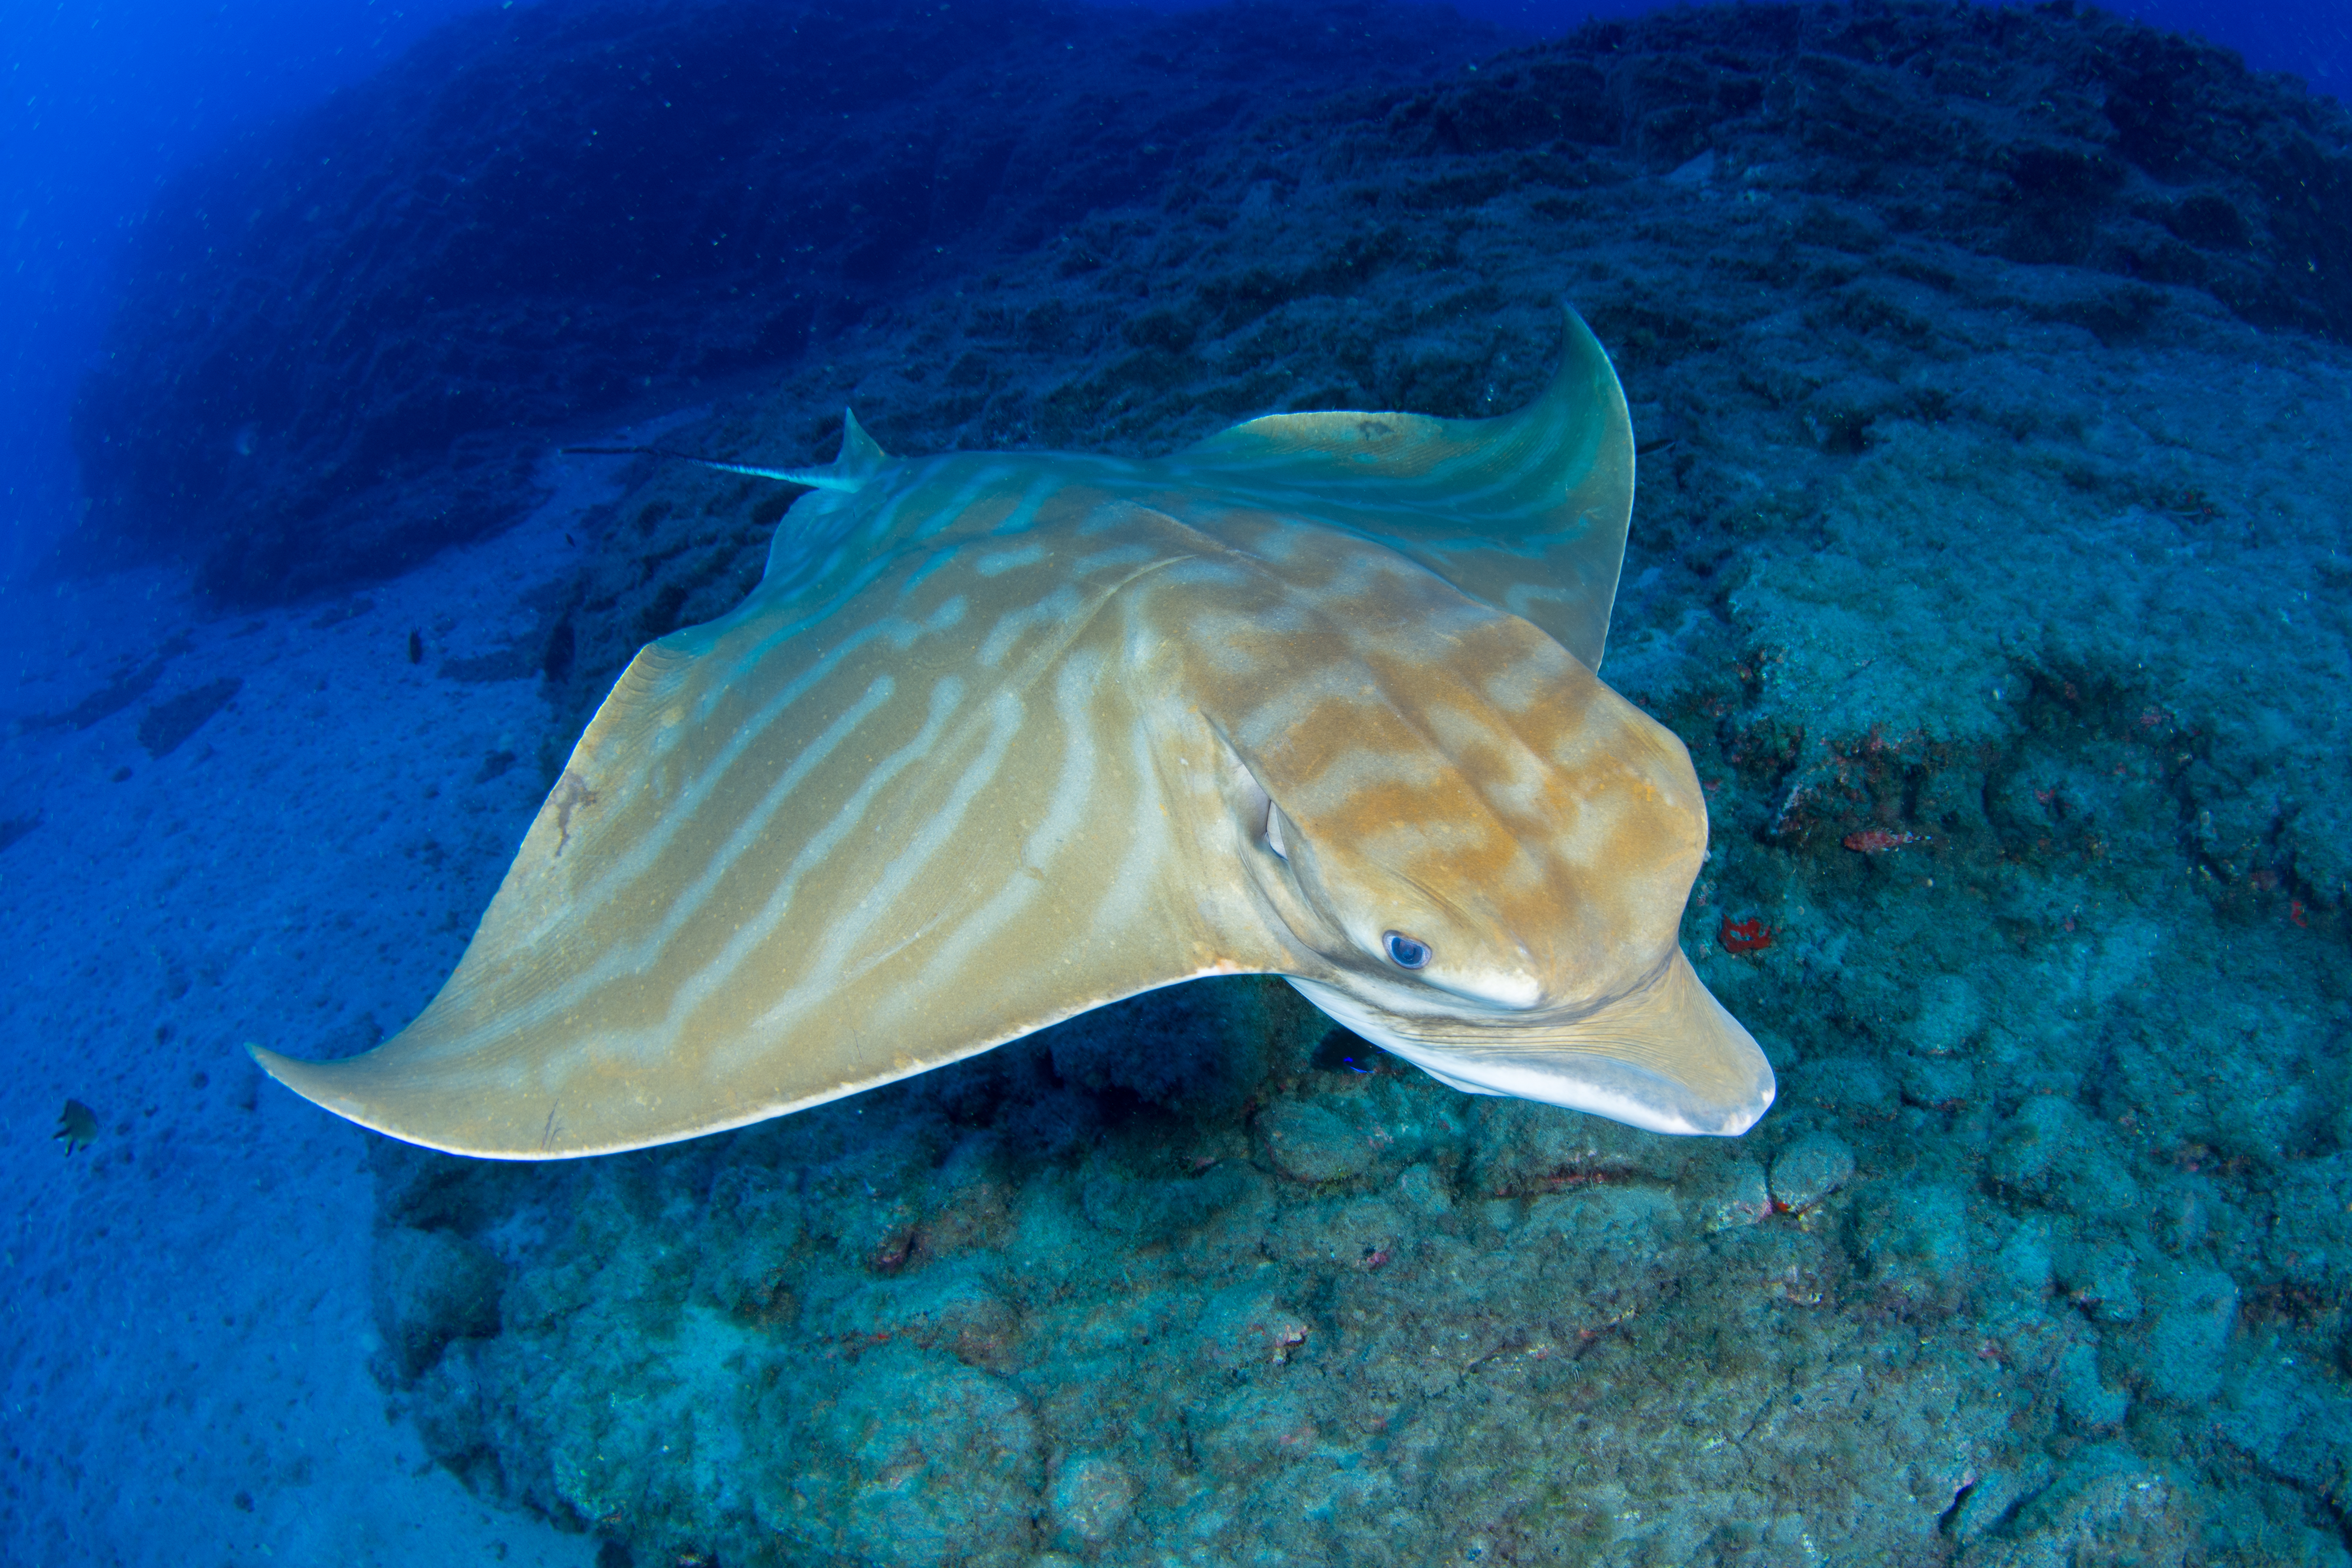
1289, 978, 1768, 1139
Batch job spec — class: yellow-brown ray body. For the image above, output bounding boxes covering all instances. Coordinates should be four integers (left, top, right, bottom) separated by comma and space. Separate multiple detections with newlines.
253, 309, 1773, 1157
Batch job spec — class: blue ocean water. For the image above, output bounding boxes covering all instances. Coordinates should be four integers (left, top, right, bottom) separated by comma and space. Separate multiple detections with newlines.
0, 0, 2342, 581
2, 2, 2349, 1565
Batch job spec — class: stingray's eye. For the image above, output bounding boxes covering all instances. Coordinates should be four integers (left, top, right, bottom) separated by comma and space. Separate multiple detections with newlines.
1384, 931, 1430, 970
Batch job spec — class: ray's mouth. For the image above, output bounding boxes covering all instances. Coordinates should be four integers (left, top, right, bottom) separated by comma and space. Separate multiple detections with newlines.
1286, 952, 1776, 1140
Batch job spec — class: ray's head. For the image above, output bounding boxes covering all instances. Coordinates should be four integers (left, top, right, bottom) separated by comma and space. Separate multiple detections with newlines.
1193, 539, 1769, 1136
1228, 602, 1702, 1010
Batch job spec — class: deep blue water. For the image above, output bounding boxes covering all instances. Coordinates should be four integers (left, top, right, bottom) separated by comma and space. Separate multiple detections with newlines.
0, 0, 491, 582
0, 0, 2342, 588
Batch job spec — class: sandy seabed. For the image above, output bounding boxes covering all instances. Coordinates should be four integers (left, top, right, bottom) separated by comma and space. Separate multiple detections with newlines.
0, 449, 625, 1567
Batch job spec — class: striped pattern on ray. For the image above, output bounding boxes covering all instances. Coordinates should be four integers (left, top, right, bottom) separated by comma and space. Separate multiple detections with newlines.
254, 308, 1773, 1158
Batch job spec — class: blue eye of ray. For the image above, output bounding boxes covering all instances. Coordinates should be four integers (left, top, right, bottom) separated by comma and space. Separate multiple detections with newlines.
1384, 932, 1430, 969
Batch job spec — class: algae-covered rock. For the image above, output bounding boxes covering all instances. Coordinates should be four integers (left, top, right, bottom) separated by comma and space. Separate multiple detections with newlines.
1988, 1096, 2137, 1215
1781, 1055, 1898, 1122
1392, 1161, 1454, 1219
1264, 1195, 1404, 1272
1913, 975, 1984, 1057
1947, 1462, 2050, 1546
2265, 1153, 2352, 1301
1465, 1095, 1692, 1196
1689, 1152, 1773, 1233
1768, 1131, 1857, 1212
1080, 1146, 1260, 1240
2212, 1359, 2352, 1527
1190, 1276, 1312, 1372
1049, 1455, 1137, 1547
1898, 1051, 1976, 1109
371, 1225, 504, 1380
1256, 1099, 1374, 1185
1193, 1383, 1322, 1480
2053, 1240, 2144, 1325
2053, 1340, 2130, 1431
1970, 1445, 2189, 1568
805, 1262, 1025, 1373
1992, 1215, 2057, 1302
684, 1166, 805, 1317
1855, 1183, 1972, 1303
2140, 1265, 2239, 1405
761, 1340, 1042, 1568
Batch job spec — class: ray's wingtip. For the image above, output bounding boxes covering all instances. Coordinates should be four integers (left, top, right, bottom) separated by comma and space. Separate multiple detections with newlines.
1549, 298, 1616, 384
1711, 1071, 1778, 1138
245, 1040, 342, 1115
242, 1039, 502, 1159
246, 1038, 296, 1082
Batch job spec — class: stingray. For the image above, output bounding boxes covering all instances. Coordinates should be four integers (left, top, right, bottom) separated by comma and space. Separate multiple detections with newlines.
253, 308, 1773, 1158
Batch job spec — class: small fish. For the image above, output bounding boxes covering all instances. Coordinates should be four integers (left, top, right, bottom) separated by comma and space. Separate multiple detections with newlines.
54, 1099, 97, 1155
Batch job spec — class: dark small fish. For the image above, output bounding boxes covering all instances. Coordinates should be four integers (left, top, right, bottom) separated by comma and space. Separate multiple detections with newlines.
54, 1099, 96, 1155
407, 630, 424, 665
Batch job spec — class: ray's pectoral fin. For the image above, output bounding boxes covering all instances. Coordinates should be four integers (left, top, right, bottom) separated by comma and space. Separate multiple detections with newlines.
249, 637, 713, 1158
1172, 305, 1635, 669
1291, 951, 1775, 1138
248, 520, 1247, 1162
